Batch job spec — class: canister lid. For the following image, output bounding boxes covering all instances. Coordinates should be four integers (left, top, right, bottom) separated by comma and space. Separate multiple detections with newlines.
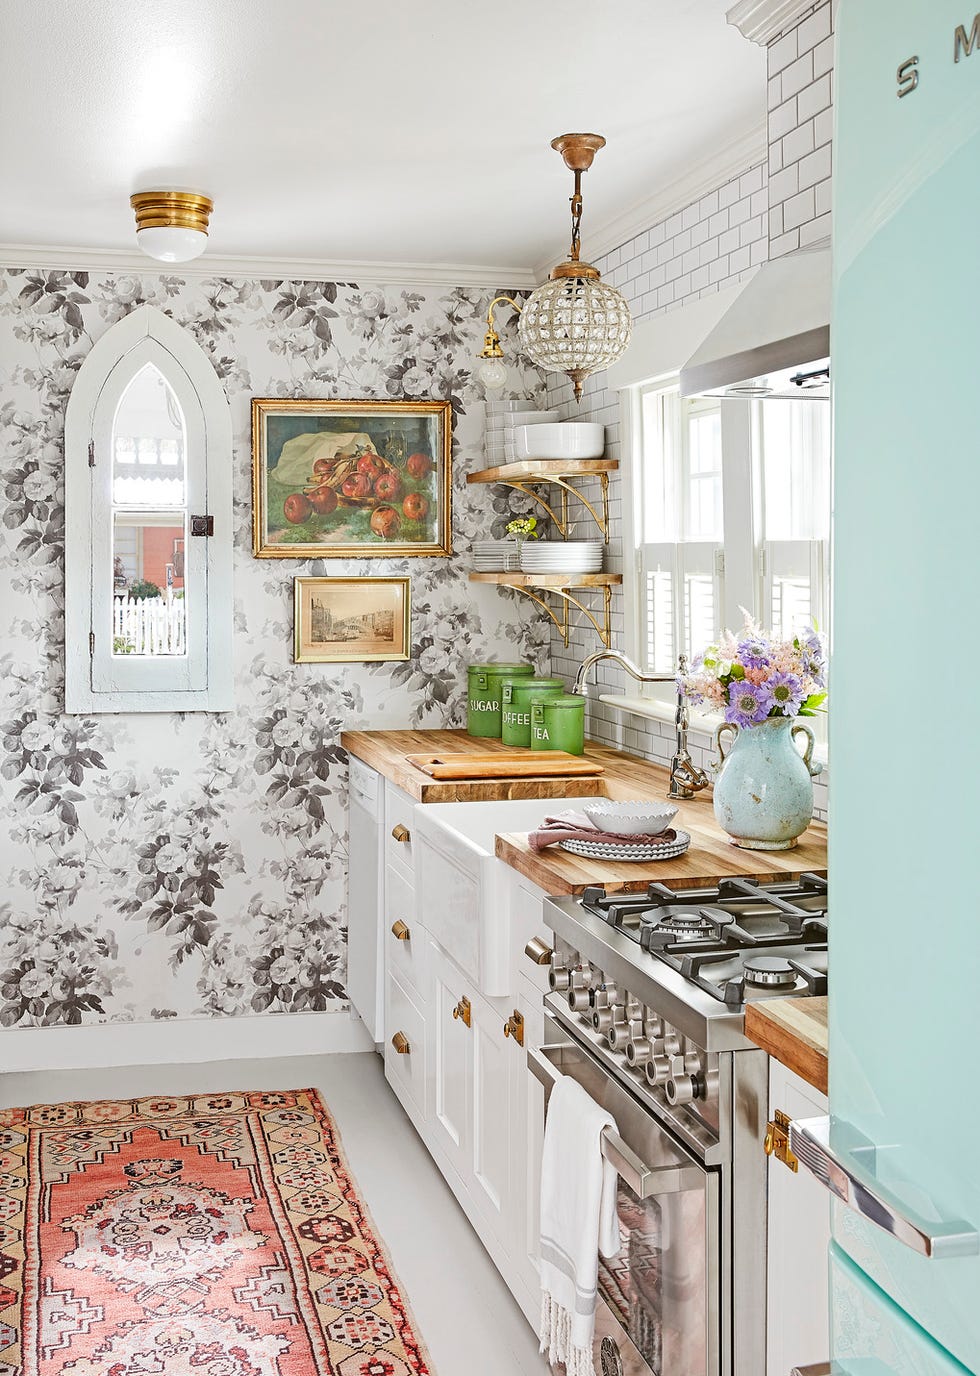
469, 662, 533, 675
511, 676, 565, 693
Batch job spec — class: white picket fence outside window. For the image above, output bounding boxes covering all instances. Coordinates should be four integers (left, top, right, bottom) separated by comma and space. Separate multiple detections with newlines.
113, 594, 186, 656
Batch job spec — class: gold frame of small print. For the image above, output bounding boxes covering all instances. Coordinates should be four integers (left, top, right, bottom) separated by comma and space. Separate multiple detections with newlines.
252, 397, 452, 558
293, 577, 411, 664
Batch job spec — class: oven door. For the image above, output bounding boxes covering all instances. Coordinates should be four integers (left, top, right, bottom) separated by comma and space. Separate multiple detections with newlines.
529, 1017, 721, 1376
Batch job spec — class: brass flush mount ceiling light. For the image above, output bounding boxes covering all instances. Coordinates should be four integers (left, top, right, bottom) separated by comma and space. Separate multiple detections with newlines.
130, 190, 214, 263
477, 134, 632, 401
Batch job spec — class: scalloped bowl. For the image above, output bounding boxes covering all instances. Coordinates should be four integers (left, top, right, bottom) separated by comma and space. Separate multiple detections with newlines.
583, 800, 679, 836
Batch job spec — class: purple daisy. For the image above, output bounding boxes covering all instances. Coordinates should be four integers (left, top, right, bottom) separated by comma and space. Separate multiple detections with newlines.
767, 671, 806, 715
726, 679, 775, 728
736, 636, 771, 670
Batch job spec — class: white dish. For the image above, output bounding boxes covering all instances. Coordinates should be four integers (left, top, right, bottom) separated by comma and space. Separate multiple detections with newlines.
583, 800, 679, 836
512, 422, 605, 462
560, 829, 690, 861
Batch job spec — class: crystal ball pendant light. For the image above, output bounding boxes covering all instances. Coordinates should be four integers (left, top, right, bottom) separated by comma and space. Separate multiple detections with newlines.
518, 134, 632, 401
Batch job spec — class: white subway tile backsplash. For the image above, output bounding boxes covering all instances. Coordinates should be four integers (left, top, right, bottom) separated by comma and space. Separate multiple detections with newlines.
781, 50, 814, 99
770, 94, 799, 141
783, 119, 815, 167
812, 33, 834, 79
799, 212, 832, 245
769, 27, 799, 75
798, 72, 832, 121
739, 165, 764, 198
718, 178, 741, 209
709, 210, 729, 237
698, 190, 720, 220
783, 186, 816, 232
798, 4, 832, 53
769, 139, 784, 175
770, 228, 801, 256
798, 142, 832, 192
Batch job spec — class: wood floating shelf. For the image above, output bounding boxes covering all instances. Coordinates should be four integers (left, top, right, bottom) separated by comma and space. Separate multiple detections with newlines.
469, 571, 622, 648
466, 458, 619, 541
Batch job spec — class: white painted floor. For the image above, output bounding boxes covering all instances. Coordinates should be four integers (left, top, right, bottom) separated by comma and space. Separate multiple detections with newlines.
0, 1052, 552, 1376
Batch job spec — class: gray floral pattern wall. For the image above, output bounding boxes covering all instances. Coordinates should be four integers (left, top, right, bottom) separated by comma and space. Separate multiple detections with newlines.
0, 268, 549, 1030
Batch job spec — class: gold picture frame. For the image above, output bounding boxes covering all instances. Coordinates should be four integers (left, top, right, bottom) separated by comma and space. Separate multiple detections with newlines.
293, 576, 411, 664
252, 398, 452, 558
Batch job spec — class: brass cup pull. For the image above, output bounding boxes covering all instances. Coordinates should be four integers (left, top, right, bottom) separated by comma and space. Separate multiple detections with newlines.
390, 920, 411, 941
391, 1031, 411, 1055
503, 1010, 525, 1046
524, 936, 553, 966
452, 996, 472, 1027
391, 823, 411, 843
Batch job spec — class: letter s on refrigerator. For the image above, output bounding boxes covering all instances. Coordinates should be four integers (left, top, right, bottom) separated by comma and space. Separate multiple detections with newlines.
897, 55, 920, 97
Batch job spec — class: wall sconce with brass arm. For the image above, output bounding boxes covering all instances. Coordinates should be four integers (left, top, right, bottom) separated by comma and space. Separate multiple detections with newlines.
476, 294, 524, 391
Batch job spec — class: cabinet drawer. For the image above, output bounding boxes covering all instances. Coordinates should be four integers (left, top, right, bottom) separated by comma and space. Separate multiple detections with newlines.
384, 784, 416, 872
384, 972, 426, 1119
510, 875, 553, 996
385, 863, 423, 997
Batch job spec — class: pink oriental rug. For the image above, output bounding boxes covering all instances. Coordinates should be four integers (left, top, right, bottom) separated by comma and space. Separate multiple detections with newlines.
0, 1087, 433, 1375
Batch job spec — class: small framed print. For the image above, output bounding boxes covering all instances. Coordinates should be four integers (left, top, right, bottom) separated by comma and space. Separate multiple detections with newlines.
252, 398, 452, 558
293, 577, 411, 664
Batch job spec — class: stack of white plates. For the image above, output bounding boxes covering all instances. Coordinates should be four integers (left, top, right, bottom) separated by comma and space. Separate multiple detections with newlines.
473, 540, 521, 572
485, 408, 559, 464
520, 540, 604, 575
560, 829, 691, 862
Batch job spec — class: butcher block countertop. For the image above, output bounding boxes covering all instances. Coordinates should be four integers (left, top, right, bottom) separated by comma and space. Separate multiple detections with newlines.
342, 728, 827, 891
744, 997, 829, 1095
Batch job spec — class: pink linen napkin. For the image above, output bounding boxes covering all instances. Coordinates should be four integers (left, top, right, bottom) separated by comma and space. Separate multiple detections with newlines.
528, 809, 678, 852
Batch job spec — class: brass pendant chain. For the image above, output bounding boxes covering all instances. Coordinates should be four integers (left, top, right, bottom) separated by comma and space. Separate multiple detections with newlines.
568, 169, 583, 264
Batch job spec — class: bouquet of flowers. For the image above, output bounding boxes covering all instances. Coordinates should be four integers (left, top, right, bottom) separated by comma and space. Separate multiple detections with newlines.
505, 516, 539, 542
679, 613, 827, 729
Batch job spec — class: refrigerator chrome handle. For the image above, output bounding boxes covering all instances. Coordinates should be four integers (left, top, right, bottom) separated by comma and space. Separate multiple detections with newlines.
789, 1116, 979, 1260
527, 1043, 703, 1199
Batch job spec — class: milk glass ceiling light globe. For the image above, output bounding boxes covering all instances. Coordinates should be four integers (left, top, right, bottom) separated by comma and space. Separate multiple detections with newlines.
131, 191, 214, 264
519, 133, 633, 402
476, 355, 509, 390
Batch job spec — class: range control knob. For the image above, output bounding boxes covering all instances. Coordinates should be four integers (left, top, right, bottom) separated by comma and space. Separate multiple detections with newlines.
645, 1053, 672, 1088
592, 983, 620, 1009
592, 1004, 625, 1036
625, 1036, 652, 1068
661, 1026, 682, 1057
665, 1053, 705, 1106
548, 961, 570, 993
567, 984, 593, 1012
622, 996, 643, 1024
606, 1019, 631, 1052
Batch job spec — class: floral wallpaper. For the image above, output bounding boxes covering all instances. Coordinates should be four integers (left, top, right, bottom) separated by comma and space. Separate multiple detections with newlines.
0, 267, 550, 1030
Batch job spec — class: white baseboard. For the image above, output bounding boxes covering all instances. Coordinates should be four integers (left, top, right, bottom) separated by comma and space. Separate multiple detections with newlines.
0, 1008, 373, 1073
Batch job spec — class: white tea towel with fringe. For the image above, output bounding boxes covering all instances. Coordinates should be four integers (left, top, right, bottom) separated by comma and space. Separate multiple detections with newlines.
539, 1074, 621, 1376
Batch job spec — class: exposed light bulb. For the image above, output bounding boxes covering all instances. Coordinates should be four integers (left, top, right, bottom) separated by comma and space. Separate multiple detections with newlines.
477, 355, 509, 391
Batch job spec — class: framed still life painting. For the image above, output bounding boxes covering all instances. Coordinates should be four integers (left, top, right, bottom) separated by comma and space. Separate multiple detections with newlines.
252, 398, 452, 558
293, 577, 411, 664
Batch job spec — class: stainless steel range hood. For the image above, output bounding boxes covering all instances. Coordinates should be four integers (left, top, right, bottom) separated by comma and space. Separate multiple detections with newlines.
679, 243, 830, 400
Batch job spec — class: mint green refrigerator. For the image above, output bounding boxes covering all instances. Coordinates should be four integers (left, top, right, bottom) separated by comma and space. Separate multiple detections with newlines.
789, 3, 980, 1372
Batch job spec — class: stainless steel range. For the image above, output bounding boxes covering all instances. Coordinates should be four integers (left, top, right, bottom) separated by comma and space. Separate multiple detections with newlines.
528, 872, 829, 1376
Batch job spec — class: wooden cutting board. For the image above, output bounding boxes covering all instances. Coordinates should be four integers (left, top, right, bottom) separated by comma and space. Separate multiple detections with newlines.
405, 751, 605, 780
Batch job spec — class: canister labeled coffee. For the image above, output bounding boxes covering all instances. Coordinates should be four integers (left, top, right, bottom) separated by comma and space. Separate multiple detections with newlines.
501, 677, 565, 748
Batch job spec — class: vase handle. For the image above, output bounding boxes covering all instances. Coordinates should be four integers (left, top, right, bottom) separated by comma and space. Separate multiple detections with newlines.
715, 722, 738, 765
791, 721, 823, 776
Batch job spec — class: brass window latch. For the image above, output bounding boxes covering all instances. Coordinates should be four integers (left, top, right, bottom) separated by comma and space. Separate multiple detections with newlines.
503, 1010, 525, 1046
452, 996, 472, 1028
764, 1109, 799, 1172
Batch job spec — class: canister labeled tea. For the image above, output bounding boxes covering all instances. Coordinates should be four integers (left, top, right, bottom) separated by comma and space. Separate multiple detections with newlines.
530, 694, 586, 755
501, 677, 565, 748
466, 662, 534, 738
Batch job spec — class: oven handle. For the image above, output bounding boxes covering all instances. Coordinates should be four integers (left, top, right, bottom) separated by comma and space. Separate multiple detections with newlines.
528, 1043, 705, 1199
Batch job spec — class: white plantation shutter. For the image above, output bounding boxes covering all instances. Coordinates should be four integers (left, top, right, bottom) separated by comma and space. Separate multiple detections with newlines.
762, 539, 827, 641
640, 541, 723, 672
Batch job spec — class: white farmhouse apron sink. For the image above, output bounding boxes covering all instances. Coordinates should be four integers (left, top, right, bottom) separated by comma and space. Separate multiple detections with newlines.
413, 796, 597, 997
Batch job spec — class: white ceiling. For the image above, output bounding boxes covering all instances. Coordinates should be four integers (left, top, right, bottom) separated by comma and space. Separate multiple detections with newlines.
0, 0, 765, 279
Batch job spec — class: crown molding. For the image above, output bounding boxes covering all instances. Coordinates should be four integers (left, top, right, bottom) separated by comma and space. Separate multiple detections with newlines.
535, 121, 767, 278
0, 243, 541, 290
726, 0, 816, 45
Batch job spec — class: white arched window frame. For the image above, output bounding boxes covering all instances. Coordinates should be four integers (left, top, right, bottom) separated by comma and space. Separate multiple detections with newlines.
65, 305, 233, 713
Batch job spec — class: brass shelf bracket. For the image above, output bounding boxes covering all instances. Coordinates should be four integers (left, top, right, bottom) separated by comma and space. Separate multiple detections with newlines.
491, 471, 610, 542
506, 582, 613, 648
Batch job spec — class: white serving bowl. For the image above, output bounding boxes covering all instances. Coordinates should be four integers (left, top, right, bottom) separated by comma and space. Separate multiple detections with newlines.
583, 800, 679, 836
513, 422, 605, 462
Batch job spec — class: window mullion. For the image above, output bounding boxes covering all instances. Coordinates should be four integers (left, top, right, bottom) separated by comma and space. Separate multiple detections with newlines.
719, 398, 756, 629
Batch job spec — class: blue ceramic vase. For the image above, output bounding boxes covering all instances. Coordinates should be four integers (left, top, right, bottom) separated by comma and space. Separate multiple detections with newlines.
712, 716, 822, 850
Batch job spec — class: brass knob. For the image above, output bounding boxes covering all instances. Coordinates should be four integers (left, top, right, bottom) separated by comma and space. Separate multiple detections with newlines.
503, 1010, 525, 1046
390, 920, 410, 941
452, 995, 472, 1027
391, 823, 411, 843
391, 1031, 410, 1055
524, 936, 553, 966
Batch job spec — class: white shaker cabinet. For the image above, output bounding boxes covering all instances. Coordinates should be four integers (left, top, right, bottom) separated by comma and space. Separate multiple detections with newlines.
766, 1059, 831, 1376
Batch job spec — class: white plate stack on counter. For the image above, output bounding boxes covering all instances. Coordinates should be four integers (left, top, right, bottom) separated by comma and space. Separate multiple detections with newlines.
519, 540, 604, 574
485, 399, 560, 464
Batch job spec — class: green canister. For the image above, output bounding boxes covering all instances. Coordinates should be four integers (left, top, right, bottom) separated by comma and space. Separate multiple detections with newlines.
501, 677, 565, 748
467, 662, 534, 738
530, 694, 586, 755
